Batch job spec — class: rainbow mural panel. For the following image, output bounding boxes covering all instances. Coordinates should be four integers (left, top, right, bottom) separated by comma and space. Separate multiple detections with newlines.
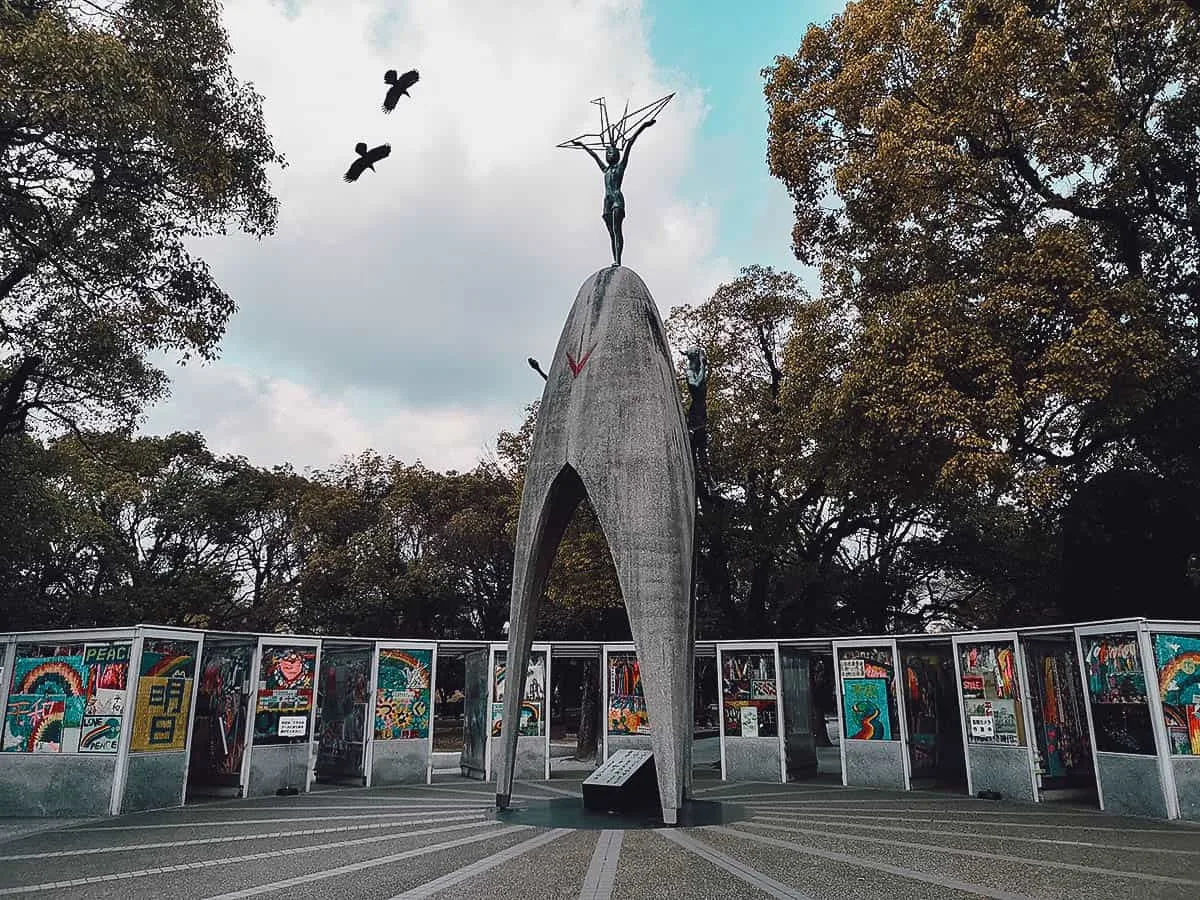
374, 649, 432, 741
1154, 633, 1200, 756
12, 655, 87, 728
3, 648, 92, 753
141, 639, 198, 679
79, 715, 123, 753
2, 643, 133, 753
2, 696, 66, 752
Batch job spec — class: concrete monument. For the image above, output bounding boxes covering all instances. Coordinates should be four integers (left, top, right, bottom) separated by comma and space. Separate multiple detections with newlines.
497, 94, 694, 824
494, 263, 697, 824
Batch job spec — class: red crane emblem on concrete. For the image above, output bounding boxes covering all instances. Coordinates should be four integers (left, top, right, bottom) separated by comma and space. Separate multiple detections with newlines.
566, 347, 593, 378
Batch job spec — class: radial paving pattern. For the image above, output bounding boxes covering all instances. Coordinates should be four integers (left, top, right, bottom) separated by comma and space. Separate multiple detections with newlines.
1, 776, 1198, 899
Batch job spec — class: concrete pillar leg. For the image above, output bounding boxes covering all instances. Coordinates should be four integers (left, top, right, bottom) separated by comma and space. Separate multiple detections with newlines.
583, 462, 695, 824
495, 468, 584, 806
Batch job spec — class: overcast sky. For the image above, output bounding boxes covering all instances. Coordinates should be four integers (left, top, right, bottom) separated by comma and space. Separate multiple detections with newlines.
142, 0, 838, 474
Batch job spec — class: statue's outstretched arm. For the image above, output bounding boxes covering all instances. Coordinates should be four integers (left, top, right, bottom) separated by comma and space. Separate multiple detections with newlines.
621, 119, 656, 167
573, 140, 607, 171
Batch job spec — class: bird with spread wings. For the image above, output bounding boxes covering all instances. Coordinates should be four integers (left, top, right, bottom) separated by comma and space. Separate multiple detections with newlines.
382, 69, 420, 112
343, 142, 391, 182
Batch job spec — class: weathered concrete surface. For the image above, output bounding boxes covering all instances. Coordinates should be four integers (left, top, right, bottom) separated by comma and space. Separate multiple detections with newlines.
496, 266, 696, 824
1173, 756, 1200, 821
1097, 751, 1170, 818
723, 737, 783, 782
0, 754, 115, 817
843, 737, 907, 790
245, 742, 309, 798
606, 732, 653, 761
121, 751, 187, 813
489, 734, 546, 782
966, 743, 1035, 802
371, 739, 430, 786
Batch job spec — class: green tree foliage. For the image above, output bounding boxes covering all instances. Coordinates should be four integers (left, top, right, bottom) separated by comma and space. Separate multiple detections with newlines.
0, 0, 283, 438
0, 423, 623, 644
0, 434, 68, 626
291, 454, 514, 639
762, 0, 1200, 620
668, 266, 932, 636
0, 431, 304, 631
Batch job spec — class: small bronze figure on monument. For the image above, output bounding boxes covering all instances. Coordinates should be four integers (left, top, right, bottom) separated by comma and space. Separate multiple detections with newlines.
559, 93, 674, 267
683, 346, 710, 490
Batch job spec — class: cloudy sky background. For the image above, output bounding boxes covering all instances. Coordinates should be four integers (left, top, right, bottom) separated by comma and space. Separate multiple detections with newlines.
143, 0, 839, 473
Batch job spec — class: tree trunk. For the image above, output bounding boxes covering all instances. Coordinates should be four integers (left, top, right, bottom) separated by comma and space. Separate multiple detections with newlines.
747, 554, 773, 636
697, 492, 735, 631
744, 468, 775, 636
0, 355, 41, 439
576, 659, 599, 761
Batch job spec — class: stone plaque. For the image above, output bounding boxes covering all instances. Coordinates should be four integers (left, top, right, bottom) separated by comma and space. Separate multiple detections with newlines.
582, 749, 657, 814
585, 749, 653, 787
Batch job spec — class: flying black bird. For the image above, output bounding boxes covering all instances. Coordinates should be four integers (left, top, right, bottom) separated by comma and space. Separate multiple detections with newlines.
343, 142, 391, 182
382, 69, 419, 112
528, 357, 548, 381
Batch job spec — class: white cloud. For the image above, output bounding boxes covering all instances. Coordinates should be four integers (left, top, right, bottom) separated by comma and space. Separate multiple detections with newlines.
143, 0, 732, 470
154, 361, 507, 473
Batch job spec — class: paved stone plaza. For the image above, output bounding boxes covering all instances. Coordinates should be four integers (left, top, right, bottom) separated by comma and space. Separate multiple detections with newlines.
1, 775, 1198, 899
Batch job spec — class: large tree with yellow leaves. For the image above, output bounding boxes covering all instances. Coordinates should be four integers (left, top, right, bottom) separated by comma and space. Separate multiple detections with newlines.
764, 0, 1200, 618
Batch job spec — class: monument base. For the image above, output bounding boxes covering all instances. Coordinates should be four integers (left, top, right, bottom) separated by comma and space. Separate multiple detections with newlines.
491, 796, 742, 830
